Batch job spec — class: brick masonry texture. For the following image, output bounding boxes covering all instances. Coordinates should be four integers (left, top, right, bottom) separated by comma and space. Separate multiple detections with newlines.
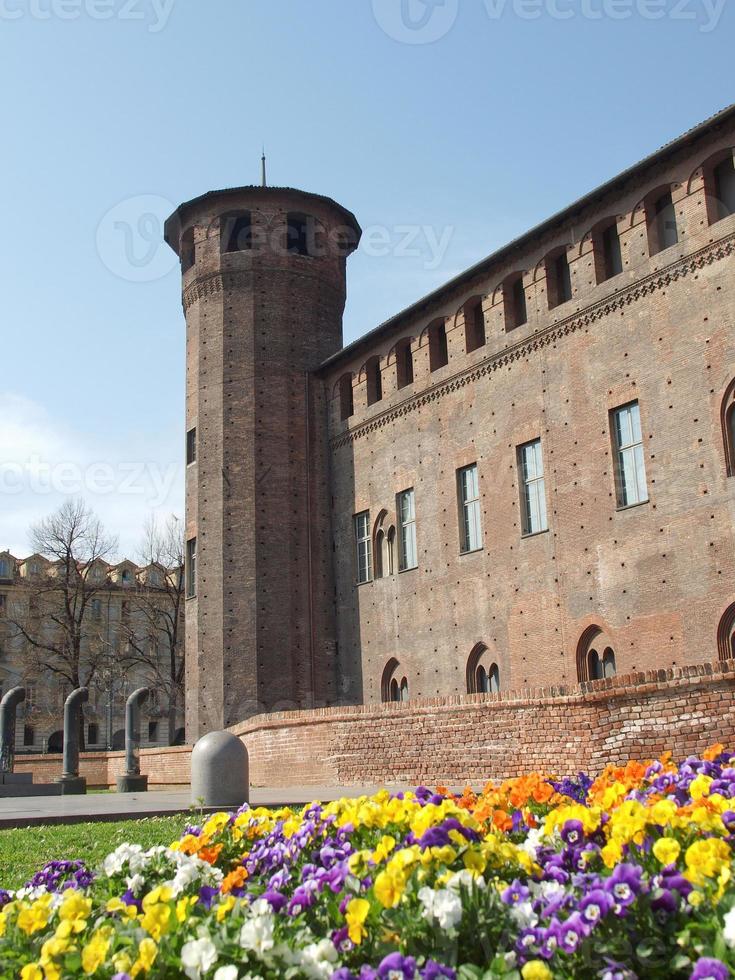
166, 108, 735, 740
17, 662, 735, 789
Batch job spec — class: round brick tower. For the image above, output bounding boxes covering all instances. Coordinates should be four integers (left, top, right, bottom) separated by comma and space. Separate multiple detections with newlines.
165, 187, 361, 738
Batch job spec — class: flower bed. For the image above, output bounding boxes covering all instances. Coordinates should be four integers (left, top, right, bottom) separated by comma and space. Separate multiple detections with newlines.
2, 748, 735, 979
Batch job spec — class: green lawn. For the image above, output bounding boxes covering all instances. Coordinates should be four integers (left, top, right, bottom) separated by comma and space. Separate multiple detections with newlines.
0, 815, 193, 891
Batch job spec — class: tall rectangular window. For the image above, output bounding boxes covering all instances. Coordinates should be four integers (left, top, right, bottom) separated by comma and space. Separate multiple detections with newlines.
287, 213, 312, 256
458, 464, 482, 553
186, 428, 197, 465
505, 276, 527, 330
600, 223, 623, 280
713, 155, 735, 221
186, 537, 197, 598
547, 251, 572, 309
651, 191, 678, 252
354, 512, 372, 584
518, 439, 548, 535
612, 402, 648, 507
397, 489, 417, 571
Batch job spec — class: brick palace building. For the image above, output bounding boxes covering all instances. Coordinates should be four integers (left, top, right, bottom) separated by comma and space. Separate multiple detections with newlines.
165, 105, 735, 741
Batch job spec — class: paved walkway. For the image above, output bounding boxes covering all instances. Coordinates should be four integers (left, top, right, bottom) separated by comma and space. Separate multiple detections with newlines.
0, 785, 409, 829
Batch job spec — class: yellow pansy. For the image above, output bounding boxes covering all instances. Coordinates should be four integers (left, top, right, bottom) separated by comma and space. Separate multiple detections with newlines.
600, 840, 624, 869
20, 965, 43, 980
345, 897, 371, 944
374, 869, 405, 908
216, 896, 236, 923
521, 961, 553, 979
81, 927, 112, 975
17, 896, 53, 936
140, 903, 171, 941
131, 937, 158, 976
372, 835, 396, 863
685, 838, 731, 885
652, 837, 681, 865
141, 885, 173, 909
59, 890, 92, 924
648, 799, 678, 827
176, 896, 198, 923
689, 774, 713, 800
112, 952, 133, 973
105, 898, 138, 920
463, 848, 487, 875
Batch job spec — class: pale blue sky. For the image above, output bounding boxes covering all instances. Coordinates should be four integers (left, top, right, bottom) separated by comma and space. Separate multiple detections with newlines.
0, 0, 731, 557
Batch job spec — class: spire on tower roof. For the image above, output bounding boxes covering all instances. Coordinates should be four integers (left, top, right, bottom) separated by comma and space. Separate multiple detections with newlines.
261, 148, 267, 188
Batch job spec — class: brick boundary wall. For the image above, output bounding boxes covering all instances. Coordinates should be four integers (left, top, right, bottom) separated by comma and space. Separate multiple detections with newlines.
14, 660, 735, 789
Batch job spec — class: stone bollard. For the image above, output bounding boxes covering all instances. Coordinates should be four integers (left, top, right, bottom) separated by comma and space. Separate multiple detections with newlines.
57, 687, 89, 795
117, 688, 149, 793
190, 731, 249, 808
0, 687, 31, 785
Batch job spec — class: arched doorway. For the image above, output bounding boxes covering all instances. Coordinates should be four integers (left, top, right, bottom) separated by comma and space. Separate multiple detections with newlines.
47, 730, 63, 754
717, 603, 735, 661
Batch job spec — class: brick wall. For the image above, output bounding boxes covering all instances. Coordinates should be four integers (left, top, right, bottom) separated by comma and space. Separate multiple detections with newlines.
231, 659, 735, 787
15, 661, 735, 790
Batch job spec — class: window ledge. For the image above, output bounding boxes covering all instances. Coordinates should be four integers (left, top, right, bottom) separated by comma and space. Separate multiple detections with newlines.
398, 566, 418, 574
521, 528, 550, 540
615, 499, 650, 513
356, 579, 373, 587
459, 547, 484, 556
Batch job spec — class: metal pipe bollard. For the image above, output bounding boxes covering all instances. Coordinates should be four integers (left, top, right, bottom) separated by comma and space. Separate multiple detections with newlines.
0, 687, 25, 775
58, 687, 89, 795
117, 688, 150, 793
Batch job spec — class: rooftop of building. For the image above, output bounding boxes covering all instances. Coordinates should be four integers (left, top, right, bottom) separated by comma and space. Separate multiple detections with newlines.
318, 102, 735, 374
164, 185, 363, 254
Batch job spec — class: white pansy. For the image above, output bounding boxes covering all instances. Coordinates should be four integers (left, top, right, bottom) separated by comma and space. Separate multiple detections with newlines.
297, 938, 338, 979
125, 873, 145, 895
213, 969, 239, 980
509, 900, 538, 930
181, 937, 218, 980
418, 886, 463, 930
445, 869, 486, 892
239, 915, 275, 955
103, 843, 145, 876
724, 906, 735, 947
520, 827, 544, 859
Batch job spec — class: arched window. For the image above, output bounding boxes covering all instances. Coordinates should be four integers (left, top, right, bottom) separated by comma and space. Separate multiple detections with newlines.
503, 273, 527, 331
645, 188, 678, 255
464, 297, 486, 353
366, 356, 383, 405
466, 643, 500, 694
180, 227, 195, 273
338, 374, 354, 420
577, 626, 616, 682
48, 730, 63, 754
386, 527, 395, 576
0, 559, 9, 580
374, 529, 384, 580
592, 218, 623, 283
88, 723, 99, 746
220, 210, 253, 253
427, 318, 448, 372
381, 658, 405, 703
395, 339, 414, 389
721, 381, 735, 477
286, 213, 315, 256
704, 150, 735, 224
545, 246, 572, 309
717, 603, 735, 661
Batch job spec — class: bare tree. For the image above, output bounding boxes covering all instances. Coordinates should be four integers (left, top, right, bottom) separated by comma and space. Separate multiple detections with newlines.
119, 515, 185, 745
7, 498, 120, 749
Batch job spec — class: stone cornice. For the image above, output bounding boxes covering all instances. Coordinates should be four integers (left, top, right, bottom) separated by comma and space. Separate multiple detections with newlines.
330, 230, 735, 450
